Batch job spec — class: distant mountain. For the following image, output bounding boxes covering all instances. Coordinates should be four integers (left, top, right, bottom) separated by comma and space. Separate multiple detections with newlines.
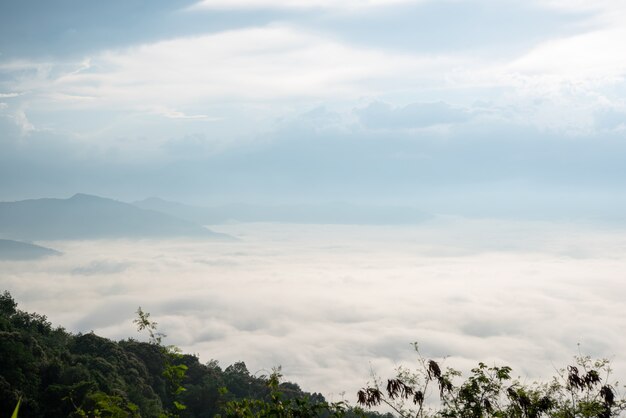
0, 239, 61, 260
0, 194, 232, 241
133, 197, 431, 225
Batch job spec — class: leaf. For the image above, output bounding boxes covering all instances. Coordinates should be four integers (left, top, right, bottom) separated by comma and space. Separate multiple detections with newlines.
11, 398, 21, 418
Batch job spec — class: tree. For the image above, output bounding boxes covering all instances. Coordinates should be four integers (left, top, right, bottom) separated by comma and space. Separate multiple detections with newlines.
219, 368, 350, 418
357, 343, 626, 418
133, 306, 188, 417
133, 307, 165, 345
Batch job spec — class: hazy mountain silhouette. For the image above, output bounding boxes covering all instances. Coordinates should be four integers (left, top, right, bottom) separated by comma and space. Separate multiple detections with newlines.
133, 197, 431, 225
0, 239, 61, 260
0, 194, 232, 240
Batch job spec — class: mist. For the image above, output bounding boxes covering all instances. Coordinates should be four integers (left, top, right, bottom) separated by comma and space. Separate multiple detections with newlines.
3, 218, 625, 401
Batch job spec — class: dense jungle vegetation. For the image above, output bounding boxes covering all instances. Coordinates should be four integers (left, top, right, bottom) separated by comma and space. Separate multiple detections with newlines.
0, 291, 384, 418
1, 291, 624, 417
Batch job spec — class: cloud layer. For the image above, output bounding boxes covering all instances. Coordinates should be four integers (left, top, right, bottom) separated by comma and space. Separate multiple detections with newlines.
2, 220, 625, 404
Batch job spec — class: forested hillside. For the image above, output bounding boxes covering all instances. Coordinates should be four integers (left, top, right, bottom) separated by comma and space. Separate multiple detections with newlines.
0, 291, 386, 417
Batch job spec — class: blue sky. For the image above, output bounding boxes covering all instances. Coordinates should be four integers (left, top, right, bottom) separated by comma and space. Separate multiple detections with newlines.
1, 0, 626, 217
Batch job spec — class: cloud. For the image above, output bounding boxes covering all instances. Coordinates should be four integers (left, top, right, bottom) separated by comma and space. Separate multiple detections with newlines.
355, 100, 471, 129
12, 109, 36, 136
534, 0, 626, 19
2, 25, 458, 110
71, 260, 132, 276
0, 1, 257, 60
3, 104, 626, 213
0, 92, 21, 98
505, 28, 626, 83
151, 106, 218, 120
1, 5, 621, 140
3, 221, 626, 403
190, 0, 420, 11
439, 25, 626, 133
1, 0, 626, 204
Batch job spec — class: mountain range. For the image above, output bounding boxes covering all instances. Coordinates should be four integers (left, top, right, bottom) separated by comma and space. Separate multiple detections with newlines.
0, 193, 231, 241
0, 239, 61, 260
0, 193, 430, 246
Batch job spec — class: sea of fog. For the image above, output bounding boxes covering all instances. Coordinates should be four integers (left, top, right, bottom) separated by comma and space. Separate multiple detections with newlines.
2, 218, 625, 403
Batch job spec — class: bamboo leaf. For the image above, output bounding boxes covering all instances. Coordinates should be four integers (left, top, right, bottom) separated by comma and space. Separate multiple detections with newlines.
11, 398, 21, 418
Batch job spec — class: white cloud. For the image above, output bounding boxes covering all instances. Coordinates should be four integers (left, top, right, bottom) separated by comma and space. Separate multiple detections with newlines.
150, 106, 219, 120
504, 28, 626, 133
12, 109, 36, 136
535, 0, 626, 17
190, 0, 420, 11
506, 28, 626, 84
474, 0, 626, 96
4, 220, 626, 402
0, 92, 21, 98
2, 7, 626, 139
438, 18, 626, 134
0, 24, 461, 142
48, 26, 449, 107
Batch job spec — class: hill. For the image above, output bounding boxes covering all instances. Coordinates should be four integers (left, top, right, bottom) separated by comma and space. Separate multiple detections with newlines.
0, 194, 233, 241
0, 292, 386, 418
0, 239, 61, 260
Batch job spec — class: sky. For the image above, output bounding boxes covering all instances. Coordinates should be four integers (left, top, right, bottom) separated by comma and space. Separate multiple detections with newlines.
1, 0, 626, 216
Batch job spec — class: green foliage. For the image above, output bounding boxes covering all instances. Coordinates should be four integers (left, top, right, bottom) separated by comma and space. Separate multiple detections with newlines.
73, 392, 141, 418
133, 307, 165, 346
357, 343, 626, 418
220, 368, 348, 418
11, 398, 21, 418
132, 306, 191, 416
0, 291, 17, 317
1, 292, 378, 418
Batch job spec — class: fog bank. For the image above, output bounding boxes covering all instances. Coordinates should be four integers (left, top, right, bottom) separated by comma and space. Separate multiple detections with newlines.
1, 218, 625, 402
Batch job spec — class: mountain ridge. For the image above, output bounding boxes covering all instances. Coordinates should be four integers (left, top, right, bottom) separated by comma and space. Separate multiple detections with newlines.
0, 239, 61, 260
0, 193, 233, 241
